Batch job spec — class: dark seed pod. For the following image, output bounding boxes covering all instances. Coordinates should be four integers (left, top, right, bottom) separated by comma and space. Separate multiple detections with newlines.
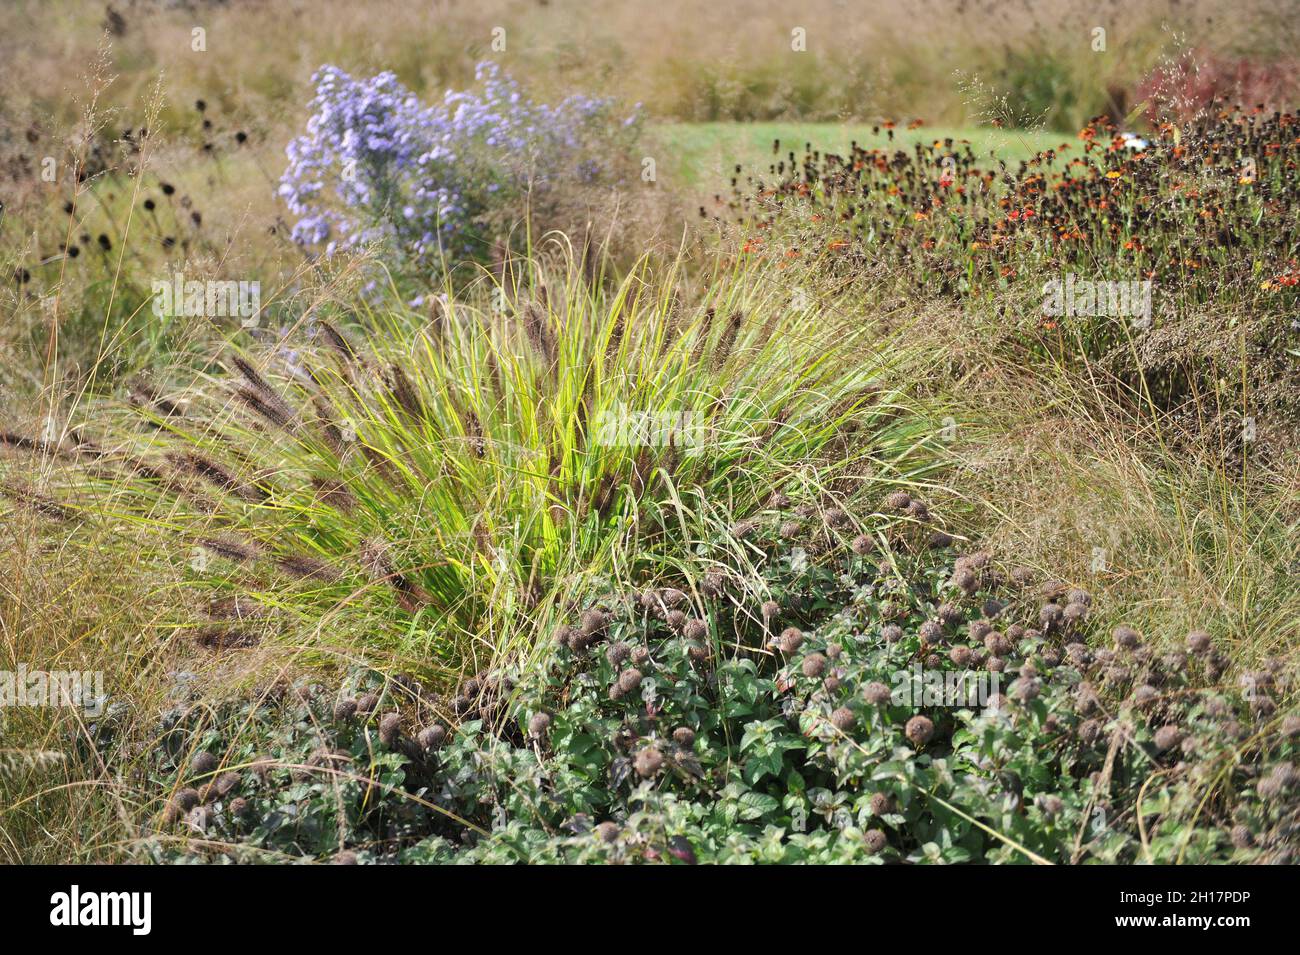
919, 620, 943, 644
905, 715, 934, 745
761, 599, 781, 621
581, 608, 609, 637
885, 490, 911, 511
672, 727, 696, 748
779, 519, 802, 539
332, 696, 358, 722
528, 712, 552, 739
851, 533, 875, 556
830, 707, 856, 731
606, 641, 631, 666
778, 627, 804, 654
633, 745, 664, 778
617, 668, 644, 694
378, 713, 401, 748
595, 821, 620, 843
863, 682, 892, 705
1154, 724, 1182, 752
666, 609, 688, 631
355, 693, 379, 715
173, 787, 201, 812
881, 624, 903, 644
1186, 630, 1213, 655
682, 618, 708, 642
1113, 626, 1141, 650
191, 751, 218, 777
417, 724, 446, 751
863, 829, 888, 854
802, 653, 827, 678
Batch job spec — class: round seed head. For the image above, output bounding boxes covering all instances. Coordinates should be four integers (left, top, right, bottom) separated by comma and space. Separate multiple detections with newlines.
863, 829, 888, 854
672, 727, 696, 748
528, 712, 552, 739
863, 682, 892, 705
633, 745, 664, 778
417, 724, 447, 751
778, 627, 805, 654
905, 715, 934, 746
1186, 630, 1213, 655
830, 707, 856, 732
378, 713, 401, 748
682, 618, 708, 642
802, 653, 827, 678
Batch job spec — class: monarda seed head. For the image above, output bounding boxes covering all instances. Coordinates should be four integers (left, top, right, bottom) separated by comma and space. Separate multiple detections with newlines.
606, 641, 631, 666
949, 645, 973, 667
905, 715, 934, 746
779, 520, 802, 539
863, 829, 888, 855
869, 792, 894, 816
618, 668, 644, 694
851, 533, 875, 556
863, 682, 892, 705
952, 569, 977, 594
885, 490, 912, 511
1036, 795, 1064, 818
672, 727, 696, 748
1133, 685, 1158, 708
333, 850, 358, 865
666, 609, 688, 631
417, 724, 446, 751
881, 624, 903, 644
581, 609, 609, 637
378, 713, 401, 748
1078, 719, 1102, 745
1154, 724, 1183, 752
633, 745, 664, 778
984, 631, 1012, 657
682, 618, 708, 642
919, 620, 943, 644
1062, 602, 1088, 627
355, 693, 379, 715
830, 707, 856, 732
174, 787, 201, 812
1281, 715, 1300, 738
778, 627, 804, 654
906, 500, 930, 523
937, 603, 963, 627
825, 507, 850, 528
968, 619, 992, 642
553, 624, 576, 648
228, 796, 250, 818
761, 599, 781, 621
595, 821, 620, 843
826, 642, 842, 660
1010, 566, 1035, 588
631, 646, 650, 666
802, 653, 827, 678
191, 751, 218, 777
1230, 825, 1254, 848
214, 772, 240, 798
1186, 630, 1213, 655
528, 712, 552, 739
1039, 603, 1064, 628
1113, 626, 1141, 650
1067, 588, 1091, 607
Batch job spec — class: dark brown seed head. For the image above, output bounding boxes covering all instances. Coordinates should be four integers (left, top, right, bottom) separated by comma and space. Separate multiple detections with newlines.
830, 707, 856, 732
528, 712, 552, 739
633, 745, 664, 778
905, 715, 934, 745
802, 653, 827, 678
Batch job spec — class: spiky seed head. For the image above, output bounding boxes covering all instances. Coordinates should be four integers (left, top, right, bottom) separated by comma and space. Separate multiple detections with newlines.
617, 668, 643, 694
779, 520, 802, 539
633, 746, 664, 778
1230, 825, 1253, 848
825, 507, 849, 528
937, 602, 963, 627
850, 534, 874, 556
885, 490, 911, 511
606, 642, 631, 666
826, 642, 842, 659
378, 713, 401, 748
863, 682, 892, 705
949, 645, 973, 667
1186, 630, 1213, 655
881, 624, 903, 644
191, 752, 218, 777
830, 707, 856, 732
355, 693, 379, 715
952, 569, 977, 594
869, 792, 893, 816
682, 618, 708, 642
906, 500, 929, 523
528, 712, 552, 739
666, 609, 688, 631
228, 796, 250, 818
673, 727, 696, 748
1010, 566, 1035, 588
631, 646, 650, 666
1078, 719, 1102, 745
905, 715, 934, 745
919, 620, 943, 644
761, 599, 781, 621
595, 821, 620, 843
1010, 678, 1040, 702
581, 609, 609, 637
984, 631, 1011, 657
1039, 603, 1064, 628
863, 829, 888, 854
214, 772, 240, 798
174, 787, 201, 812
1062, 602, 1087, 626
1154, 724, 1182, 752
778, 627, 804, 654
1133, 685, 1158, 708
417, 724, 447, 751
1067, 588, 1091, 607
802, 653, 827, 678
333, 850, 358, 865
1113, 626, 1141, 650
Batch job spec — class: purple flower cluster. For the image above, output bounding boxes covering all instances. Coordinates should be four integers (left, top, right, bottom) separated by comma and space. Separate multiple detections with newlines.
279, 62, 636, 261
